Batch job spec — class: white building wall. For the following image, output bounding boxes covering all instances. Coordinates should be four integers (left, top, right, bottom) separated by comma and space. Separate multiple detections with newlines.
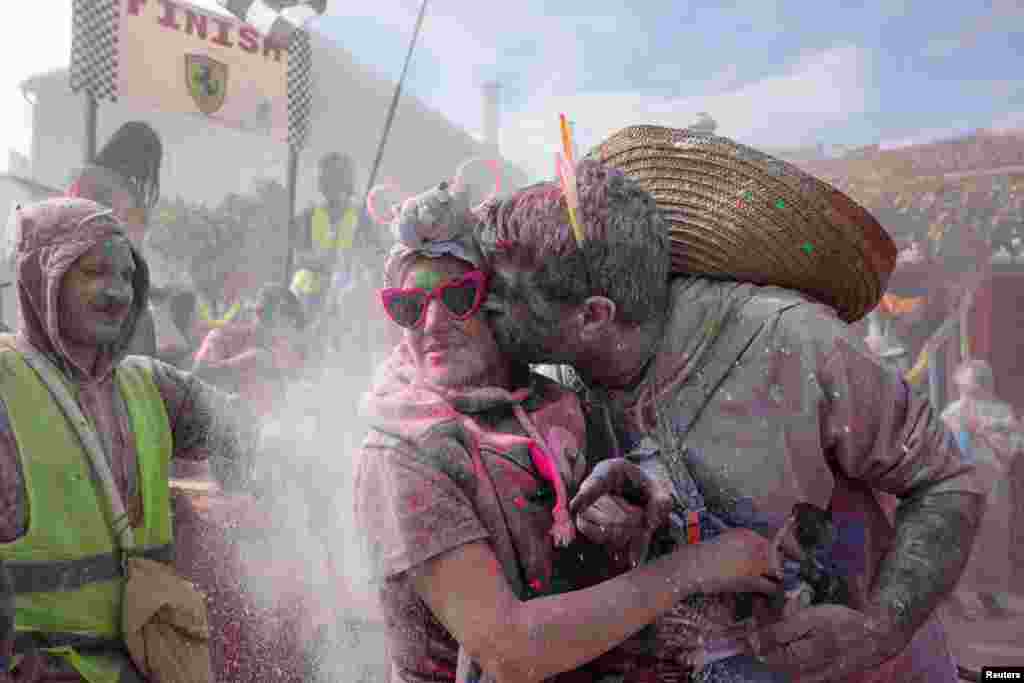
0, 175, 60, 328
26, 33, 527, 216
16, 34, 527, 320
29, 76, 291, 206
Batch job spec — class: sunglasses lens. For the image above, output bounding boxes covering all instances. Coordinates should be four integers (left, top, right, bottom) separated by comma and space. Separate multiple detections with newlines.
441, 278, 480, 317
384, 291, 427, 328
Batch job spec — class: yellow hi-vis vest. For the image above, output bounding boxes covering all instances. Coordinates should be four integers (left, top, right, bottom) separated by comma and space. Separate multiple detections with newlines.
290, 269, 322, 298
292, 206, 360, 297
0, 352, 173, 683
197, 300, 241, 329
311, 205, 358, 253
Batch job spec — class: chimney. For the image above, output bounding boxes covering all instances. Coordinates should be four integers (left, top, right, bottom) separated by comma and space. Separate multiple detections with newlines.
482, 81, 501, 155
7, 150, 31, 178
688, 112, 717, 135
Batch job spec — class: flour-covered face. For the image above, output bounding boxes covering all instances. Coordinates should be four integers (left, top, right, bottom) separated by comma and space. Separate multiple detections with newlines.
60, 237, 136, 347
398, 256, 508, 388
481, 256, 572, 365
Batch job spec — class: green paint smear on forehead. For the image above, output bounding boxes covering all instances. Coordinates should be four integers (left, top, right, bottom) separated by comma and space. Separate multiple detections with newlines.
414, 269, 444, 291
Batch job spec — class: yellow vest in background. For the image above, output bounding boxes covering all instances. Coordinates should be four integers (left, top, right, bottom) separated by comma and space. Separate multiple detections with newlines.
293, 204, 360, 297
311, 205, 358, 253
197, 300, 241, 328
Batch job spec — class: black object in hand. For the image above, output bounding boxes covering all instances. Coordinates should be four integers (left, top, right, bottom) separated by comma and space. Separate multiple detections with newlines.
792, 503, 850, 607
736, 503, 852, 621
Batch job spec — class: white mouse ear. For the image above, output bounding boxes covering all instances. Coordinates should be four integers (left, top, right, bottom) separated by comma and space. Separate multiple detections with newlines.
454, 158, 503, 211
393, 196, 425, 247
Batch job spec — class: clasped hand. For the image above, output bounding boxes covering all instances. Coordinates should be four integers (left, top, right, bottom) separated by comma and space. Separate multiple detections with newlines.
568, 458, 673, 568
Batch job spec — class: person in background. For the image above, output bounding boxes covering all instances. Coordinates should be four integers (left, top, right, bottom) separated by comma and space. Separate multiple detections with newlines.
191, 268, 244, 344
168, 289, 199, 365
146, 286, 190, 368
0, 197, 257, 682
192, 284, 307, 418
863, 311, 911, 376
1012, 438, 1024, 598
885, 218, 991, 396
941, 359, 1024, 618
67, 122, 162, 246
291, 152, 363, 317
67, 121, 164, 358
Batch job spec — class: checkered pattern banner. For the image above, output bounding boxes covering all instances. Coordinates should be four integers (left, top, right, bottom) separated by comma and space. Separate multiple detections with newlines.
70, 0, 120, 102
70, 0, 312, 147
287, 28, 314, 150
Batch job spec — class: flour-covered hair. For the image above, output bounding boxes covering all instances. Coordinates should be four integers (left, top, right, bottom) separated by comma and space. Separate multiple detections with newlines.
476, 159, 670, 324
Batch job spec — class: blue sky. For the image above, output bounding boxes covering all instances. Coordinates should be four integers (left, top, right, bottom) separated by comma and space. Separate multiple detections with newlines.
309, 0, 1024, 179
0, 1, 1020, 180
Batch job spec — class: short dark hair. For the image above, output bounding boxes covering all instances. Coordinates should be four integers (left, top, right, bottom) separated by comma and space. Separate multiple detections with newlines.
95, 121, 163, 209
476, 159, 670, 325
319, 151, 352, 172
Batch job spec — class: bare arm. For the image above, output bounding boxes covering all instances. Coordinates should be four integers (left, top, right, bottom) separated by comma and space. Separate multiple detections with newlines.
356, 431, 787, 683
193, 348, 271, 376
413, 527, 783, 682
191, 327, 275, 383
750, 312, 984, 680
867, 492, 979, 640
819, 330, 984, 642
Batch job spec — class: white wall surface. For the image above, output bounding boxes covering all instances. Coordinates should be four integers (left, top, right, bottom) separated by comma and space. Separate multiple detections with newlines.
25, 32, 526, 215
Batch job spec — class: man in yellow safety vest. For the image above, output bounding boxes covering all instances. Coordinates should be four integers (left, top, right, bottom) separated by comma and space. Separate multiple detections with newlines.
290, 152, 364, 316
0, 197, 260, 682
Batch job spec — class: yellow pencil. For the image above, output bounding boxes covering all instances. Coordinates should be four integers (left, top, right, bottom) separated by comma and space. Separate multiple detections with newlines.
556, 151, 584, 246
560, 114, 574, 163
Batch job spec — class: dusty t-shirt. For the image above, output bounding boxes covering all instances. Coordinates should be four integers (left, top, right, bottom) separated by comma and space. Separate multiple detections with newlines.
355, 356, 655, 683
603, 276, 980, 683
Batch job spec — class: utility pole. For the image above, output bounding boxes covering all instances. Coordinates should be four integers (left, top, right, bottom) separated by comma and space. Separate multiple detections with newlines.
83, 93, 98, 163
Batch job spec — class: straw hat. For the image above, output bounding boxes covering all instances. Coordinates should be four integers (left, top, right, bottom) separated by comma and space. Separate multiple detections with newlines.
586, 125, 897, 323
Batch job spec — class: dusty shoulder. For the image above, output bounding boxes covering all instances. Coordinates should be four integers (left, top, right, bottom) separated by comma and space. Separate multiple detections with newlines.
119, 353, 182, 381
118, 354, 209, 403
362, 422, 478, 486
756, 289, 862, 353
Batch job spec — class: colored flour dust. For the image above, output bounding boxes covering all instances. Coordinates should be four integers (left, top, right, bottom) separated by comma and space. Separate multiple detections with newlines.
414, 269, 444, 291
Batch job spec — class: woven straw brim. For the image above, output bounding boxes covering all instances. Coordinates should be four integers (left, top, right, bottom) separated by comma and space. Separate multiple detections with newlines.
589, 126, 897, 323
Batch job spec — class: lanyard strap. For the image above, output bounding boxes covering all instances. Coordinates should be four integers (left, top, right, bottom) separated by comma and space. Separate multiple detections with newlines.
20, 348, 136, 553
